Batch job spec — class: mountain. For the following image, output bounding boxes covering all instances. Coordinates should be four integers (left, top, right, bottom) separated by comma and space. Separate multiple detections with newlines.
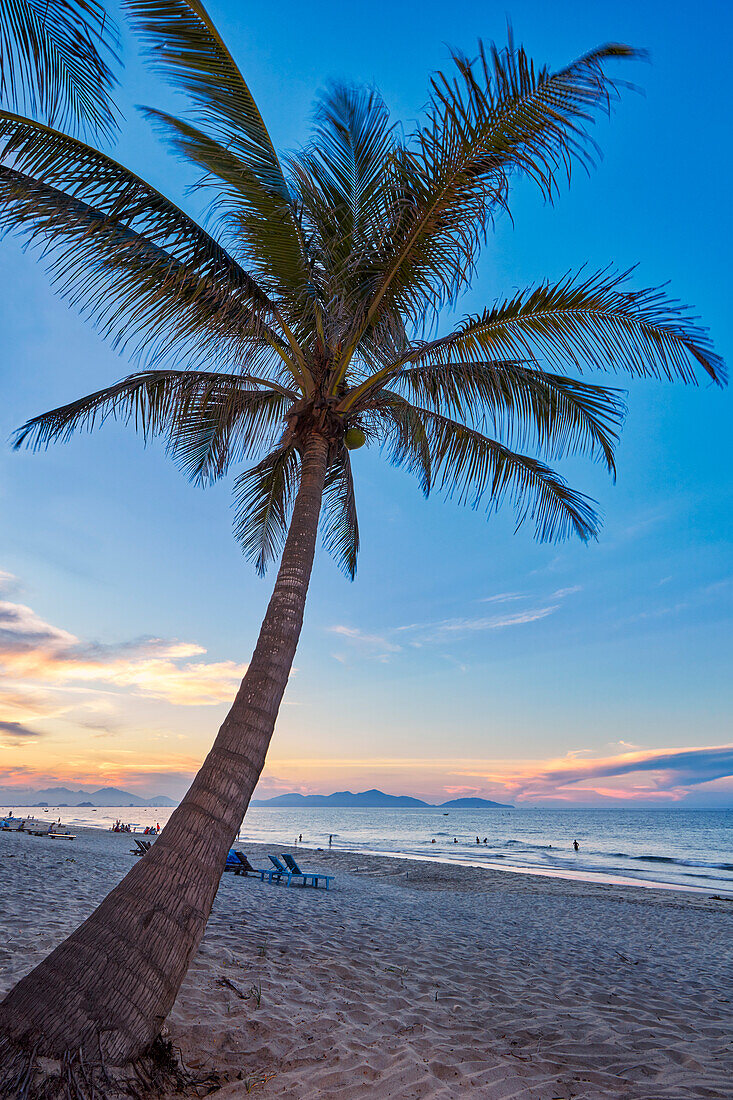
439, 797, 512, 809
251, 789, 512, 809
0, 786, 177, 807
251, 789, 431, 808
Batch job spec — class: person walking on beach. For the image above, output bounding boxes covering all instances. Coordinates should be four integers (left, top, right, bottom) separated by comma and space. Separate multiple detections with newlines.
573, 839, 580, 851
328, 834, 332, 848
298, 833, 302, 843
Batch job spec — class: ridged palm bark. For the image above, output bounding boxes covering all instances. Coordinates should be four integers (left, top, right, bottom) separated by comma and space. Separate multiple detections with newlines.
0, 0, 725, 1089
0, 432, 329, 1067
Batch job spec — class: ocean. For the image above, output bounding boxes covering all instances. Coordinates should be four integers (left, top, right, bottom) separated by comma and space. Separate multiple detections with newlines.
5, 803, 732, 896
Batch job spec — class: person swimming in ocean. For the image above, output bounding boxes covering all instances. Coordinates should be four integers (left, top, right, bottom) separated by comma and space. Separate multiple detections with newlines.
573, 839, 580, 851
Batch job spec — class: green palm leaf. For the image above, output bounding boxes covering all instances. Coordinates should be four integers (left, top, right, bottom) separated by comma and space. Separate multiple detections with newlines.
393, 360, 625, 474
0, 0, 119, 137
139, 107, 310, 298
344, 268, 725, 410
369, 394, 599, 542
364, 394, 432, 495
339, 37, 639, 361
12, 369, 292, 452
167, 385, 294, 484
123, 0, 285, 185
408, 270, 726, 385
0, 113, 299, 370
321, 446, 360, 579
124, 0, 311, 300
232, 445, 300, 575
295, 84, 397, 271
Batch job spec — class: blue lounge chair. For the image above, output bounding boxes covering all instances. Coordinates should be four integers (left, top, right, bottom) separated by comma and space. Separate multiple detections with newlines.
280, 852, 334, 890
225, 851, 269, 880
268, 854, 295, 883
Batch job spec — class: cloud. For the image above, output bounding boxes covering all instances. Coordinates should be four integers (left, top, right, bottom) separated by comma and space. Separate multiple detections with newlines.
0, 719, 43, 741
442, 785, 482, 796
478, 592, 526, 605
455, 743, 733, 802
329, 585, 581, 662
329, 625, 401, 652
0, 571, 20, 596
328, 625, 401, 663
0, 592, 247, 707
424, 606, 558, 638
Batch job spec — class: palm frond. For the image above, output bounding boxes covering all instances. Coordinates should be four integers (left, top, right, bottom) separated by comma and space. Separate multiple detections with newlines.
167, 384, 293, 484
342, 37, 639, 347
124, 0, 283, 186
321, 446, 359, 579
394, 360, 625, 474
368, 394, 599, 541
363, 396, 432, 495
139, 107, 310, 297
0, 0, 119, 137
12, 368, 293, 455
232, 445, 300, 575
406, 269, 726, 385
0, 113, 297, 370
294, 84, 397, 268
346, 268, 725, 410
125, 0, 312, 297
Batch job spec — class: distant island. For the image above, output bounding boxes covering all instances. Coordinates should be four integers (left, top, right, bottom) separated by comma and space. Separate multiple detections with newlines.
0, 785, 177, 808
250, 788, 512, 809
0, 785, 512, 810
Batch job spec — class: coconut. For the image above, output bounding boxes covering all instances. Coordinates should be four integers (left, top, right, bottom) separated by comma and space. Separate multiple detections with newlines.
344, 427, 366, 450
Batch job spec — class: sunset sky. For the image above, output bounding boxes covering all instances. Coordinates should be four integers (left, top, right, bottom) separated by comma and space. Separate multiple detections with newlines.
0, 0, 731, 807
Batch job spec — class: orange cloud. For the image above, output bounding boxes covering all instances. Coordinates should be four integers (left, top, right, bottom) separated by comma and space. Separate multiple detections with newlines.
0, 590, 246, 706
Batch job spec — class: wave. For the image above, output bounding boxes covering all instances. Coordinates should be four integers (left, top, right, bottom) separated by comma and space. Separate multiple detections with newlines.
630, 855, 733, 871
498, 845, 733, 873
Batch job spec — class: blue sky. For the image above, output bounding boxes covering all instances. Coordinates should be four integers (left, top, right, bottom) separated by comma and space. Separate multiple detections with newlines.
0, 0, 731, 805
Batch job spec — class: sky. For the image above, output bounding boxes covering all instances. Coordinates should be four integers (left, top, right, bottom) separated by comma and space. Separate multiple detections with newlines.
0, 0, 731, 808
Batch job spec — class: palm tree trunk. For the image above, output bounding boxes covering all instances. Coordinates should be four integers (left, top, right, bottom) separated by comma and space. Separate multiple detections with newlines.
0, 431, 330, 1069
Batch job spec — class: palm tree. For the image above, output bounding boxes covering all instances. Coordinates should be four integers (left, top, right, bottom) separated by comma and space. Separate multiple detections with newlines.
0, 0, 119, 136
0, 0, 724, 1089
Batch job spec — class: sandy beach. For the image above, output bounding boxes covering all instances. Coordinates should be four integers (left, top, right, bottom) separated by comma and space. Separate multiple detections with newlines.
1, 826, 731, 1098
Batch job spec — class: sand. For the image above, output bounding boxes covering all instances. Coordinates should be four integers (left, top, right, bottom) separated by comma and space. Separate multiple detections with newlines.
1, 827, 731, 1098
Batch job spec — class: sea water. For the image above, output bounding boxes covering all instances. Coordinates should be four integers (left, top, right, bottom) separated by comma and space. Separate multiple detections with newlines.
5, 804, 731, 896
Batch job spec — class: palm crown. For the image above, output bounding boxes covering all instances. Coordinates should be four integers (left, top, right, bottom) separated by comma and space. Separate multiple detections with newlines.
2, 0, 725, 581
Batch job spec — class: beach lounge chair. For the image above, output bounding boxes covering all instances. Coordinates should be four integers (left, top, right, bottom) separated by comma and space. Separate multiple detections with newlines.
224, 851, 268, 881
275, 853, 334, 890
131, 838, 152, 856
267, 854, 297, 883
